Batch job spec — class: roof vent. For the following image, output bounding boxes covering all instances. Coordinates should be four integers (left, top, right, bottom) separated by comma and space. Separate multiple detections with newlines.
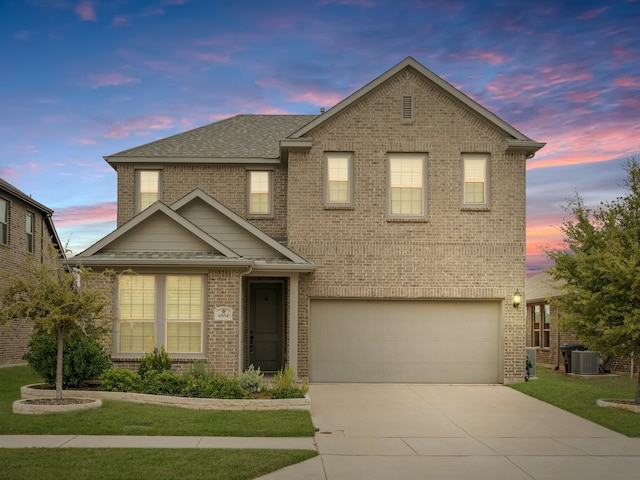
320, 107, 325, 114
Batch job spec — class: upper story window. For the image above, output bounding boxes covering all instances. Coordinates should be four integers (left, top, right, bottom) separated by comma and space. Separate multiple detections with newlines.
0, 198, 7, 245
136, 170, 161, 213
387, 153, 427, 219
247, 170, 272, 216
25, 211, 34, 253
325, 152, 353, 207
462, 154, 490, 209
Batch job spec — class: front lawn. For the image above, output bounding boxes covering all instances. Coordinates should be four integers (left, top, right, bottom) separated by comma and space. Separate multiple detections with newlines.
0, 366, 315, 437
510, 364, 640, 437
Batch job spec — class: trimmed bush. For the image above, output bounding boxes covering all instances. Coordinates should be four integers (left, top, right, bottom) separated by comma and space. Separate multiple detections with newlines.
140, 369, 186, 395
23, 335, 111, 388
100, 369, 141, 392
183, 374, 245, 399
138, 347, 172, 377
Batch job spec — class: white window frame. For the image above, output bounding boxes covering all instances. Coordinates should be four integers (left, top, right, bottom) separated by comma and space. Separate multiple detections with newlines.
0, 198, 7, 245
324, 152, 354, 207
25, 211, 34, 253
387, 153, 427, 220
116, 274, 206, 357
136, 169, 162, 213
247, 170, 273, 216
461, 153, 490, 209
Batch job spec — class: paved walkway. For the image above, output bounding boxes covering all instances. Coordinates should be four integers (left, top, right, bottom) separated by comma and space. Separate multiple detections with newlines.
3, 384, 640, 480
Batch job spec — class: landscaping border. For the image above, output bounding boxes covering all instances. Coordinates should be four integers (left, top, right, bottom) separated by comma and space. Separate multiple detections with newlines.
20, 384, 310, 411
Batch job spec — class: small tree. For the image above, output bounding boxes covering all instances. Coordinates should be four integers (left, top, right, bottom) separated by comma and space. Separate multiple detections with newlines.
0, 254, 112, 401
546, 158, 640, 404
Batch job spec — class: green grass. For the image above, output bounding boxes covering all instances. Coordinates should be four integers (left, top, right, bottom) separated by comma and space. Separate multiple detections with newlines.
0, 366, 315, 437
0, 448, 318, 480
510, 365, 640, 436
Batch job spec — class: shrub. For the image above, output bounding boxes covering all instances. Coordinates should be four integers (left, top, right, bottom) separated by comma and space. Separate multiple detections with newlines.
100, 369, 141, 392
269, 365, 308, 399
140, 369, 186, 395
237, 364, 264, 393
271, 386, 306, 399
183, 374, 245, 399
23, 335, 111, 388
138, 346, 172, 377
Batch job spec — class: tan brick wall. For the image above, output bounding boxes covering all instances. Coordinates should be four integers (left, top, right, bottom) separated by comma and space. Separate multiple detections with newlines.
0, 190, 61, 365
287, 69, 528, 382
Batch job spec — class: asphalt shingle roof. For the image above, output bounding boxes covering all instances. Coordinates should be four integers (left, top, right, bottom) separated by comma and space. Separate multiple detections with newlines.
107, 114, 318, 160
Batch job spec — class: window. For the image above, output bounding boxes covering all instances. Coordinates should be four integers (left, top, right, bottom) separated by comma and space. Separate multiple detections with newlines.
118, 274, 204, 355
462, 154, 490, 208
0, 198, 7, 245
388, 153, 427, 218
25, 212, 34, 253
248, 170, 272, 215
137, 170, 161, 212
325, 153, 353, 206
531, 303, 551, 348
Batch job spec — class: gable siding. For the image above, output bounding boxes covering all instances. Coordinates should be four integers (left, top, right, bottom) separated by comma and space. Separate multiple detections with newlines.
287, 68, 527, 381
105, 212, 215, 252
177, 198, 285, 258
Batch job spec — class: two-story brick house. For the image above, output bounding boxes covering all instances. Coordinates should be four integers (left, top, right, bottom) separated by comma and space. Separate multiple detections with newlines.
0, 178, 64, 365
70, 57, 544, 383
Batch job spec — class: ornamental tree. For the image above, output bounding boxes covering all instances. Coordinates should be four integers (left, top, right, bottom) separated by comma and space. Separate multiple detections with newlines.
0, 254, 112, 401
546, 158, 640, 404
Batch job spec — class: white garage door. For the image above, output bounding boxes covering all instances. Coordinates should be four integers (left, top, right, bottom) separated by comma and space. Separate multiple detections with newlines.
310, 300, 500, 383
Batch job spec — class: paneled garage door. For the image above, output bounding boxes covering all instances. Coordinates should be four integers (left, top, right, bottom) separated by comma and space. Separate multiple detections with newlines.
310, 299, 500, 383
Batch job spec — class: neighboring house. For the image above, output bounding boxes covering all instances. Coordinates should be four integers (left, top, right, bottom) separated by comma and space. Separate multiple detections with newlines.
0, 178, 64, 365
526, 270, 640, 377
69, 57, 545, 384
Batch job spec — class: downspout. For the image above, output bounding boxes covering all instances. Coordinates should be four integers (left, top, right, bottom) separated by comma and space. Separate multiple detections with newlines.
237, 264, 253, 375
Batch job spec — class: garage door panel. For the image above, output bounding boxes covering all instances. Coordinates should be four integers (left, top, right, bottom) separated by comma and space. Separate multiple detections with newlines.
310, 300, 500, 383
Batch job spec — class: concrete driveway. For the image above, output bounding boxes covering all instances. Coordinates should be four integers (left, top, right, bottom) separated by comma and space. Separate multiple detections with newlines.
261, 383, 640, 480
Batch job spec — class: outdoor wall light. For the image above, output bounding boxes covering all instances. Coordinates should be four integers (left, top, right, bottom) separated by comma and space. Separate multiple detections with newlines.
512, 289, 522, 308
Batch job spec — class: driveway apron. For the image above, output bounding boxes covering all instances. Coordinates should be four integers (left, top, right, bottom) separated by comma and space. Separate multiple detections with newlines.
260, 383, 640, 480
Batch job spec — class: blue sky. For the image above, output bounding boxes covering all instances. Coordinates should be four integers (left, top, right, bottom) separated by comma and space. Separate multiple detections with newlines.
1, 0, 639, 275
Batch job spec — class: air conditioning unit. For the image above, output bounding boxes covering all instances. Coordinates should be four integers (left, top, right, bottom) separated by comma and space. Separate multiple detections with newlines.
571, 350, 599, 375
525, 347, 537, 378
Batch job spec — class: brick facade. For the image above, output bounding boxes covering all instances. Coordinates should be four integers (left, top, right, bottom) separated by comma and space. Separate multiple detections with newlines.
0, 181, 62, 365
83, 58, 542, 383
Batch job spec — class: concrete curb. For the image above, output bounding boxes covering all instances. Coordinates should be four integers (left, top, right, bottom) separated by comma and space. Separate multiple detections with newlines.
13, 398, 102, 415
21, 384, 311, 411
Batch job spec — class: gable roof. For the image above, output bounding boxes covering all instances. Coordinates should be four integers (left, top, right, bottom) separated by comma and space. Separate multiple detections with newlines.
105, 115, 317, 166
70, 190, 314, 271
0, 177, 65, 258
526, 270, 566, 303
287, 56, 545, 157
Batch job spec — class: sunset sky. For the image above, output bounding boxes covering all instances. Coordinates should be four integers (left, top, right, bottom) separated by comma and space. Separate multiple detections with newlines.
1, 0, 639, 276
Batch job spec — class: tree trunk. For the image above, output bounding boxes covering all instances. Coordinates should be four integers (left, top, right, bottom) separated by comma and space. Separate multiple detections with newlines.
56, 324, 64, 401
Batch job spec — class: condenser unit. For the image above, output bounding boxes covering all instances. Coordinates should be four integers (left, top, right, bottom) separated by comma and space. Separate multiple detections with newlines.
525, 347, 537, 378
571, 350, 599, 375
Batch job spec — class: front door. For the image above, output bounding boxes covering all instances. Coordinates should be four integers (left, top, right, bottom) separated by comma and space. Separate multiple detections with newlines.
249, 282, 284, 372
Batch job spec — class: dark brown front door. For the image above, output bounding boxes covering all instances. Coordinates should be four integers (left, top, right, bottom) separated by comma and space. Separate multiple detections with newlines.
249, 282, 283, 372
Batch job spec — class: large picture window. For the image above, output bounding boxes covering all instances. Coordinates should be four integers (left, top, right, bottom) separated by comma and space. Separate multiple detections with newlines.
325, 153, 353, 206
388, 153, 427, 218
118, 274, 204, 355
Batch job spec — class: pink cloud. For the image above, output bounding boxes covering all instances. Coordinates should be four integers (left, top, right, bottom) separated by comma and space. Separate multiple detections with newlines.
539, 65, 593, 88
576, 6, 609, 20
87, 72, 140, 89
142, 60, 190, 77
104, 115, 176, 139
467, 51, 509, 66
196, 53, 230, 64
256, 77, 342, 107
53, 202, 117, 227
75, 1, 97, 21
76, 138, 97, 145
614, 76, 640, 88
565, 90, 602, 103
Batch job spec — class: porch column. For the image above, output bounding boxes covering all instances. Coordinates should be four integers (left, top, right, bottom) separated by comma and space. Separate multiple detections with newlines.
289, 273, 299, 376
